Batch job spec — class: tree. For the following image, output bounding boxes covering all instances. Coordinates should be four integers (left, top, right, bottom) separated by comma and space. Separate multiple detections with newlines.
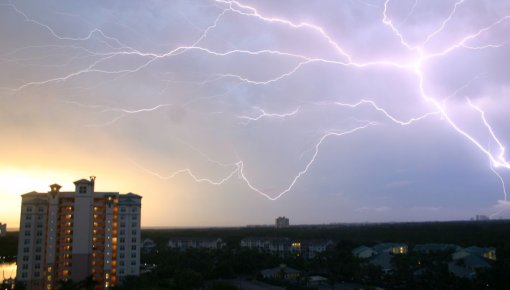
78, 275, 99, 290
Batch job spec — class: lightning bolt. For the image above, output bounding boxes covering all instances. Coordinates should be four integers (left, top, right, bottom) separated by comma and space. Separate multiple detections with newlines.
238, 107, 300, 123
2, 0, 510, 207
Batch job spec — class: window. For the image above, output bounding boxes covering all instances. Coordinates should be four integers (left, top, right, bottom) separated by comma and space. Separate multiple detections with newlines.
23, 256, 29, 262
120, 223, 125, 228
119, 253, 125, 259
25, 215, 32, 220
35, 255, 41, 261
24, 239, 30, 245
36, 231, 43, 237
132, 208, 137, 213
131, 245, 136, 250
120, 207, 126, 213
131, 253, 136, 258
131, 215, 137, 220
34, 271, 40, 278
36, 238, 42, 245
26, 207, 33, 212
24, 231, 31, 236
35, 264, 41, 269
131, 229, 137, 235
38, 207, 44, 212
22, 264, 28, 270
79, 186, 87, 193
120, 245, 125, 251
21, 272, 27, 278
36, 247, 42, 253
131, 260, 136, 265
119, 261, 125, 266
25, 223, 31, 228
120, 238, 125, 243
120, 230, 125, 235
23, 247, 29, 253
131, 237, 136, 243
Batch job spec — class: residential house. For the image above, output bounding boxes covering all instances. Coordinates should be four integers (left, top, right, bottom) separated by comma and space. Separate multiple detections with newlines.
449, 246, 496, 278
352, 246, 377, 259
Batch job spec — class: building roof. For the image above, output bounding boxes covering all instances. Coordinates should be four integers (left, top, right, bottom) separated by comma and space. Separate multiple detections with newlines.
463, 254, 490, 269
369, 252, 392, 271
373, 243, 407, 253
352, 246, 374, 256
73, 178, 92, 184
464, 246, 494, 256
414, 243, 460, 252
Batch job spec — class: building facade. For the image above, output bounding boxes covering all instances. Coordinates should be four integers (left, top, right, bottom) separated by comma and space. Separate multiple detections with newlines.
16, 177, 142, 290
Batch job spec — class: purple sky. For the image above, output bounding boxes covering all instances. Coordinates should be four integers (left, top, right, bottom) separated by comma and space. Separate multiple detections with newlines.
1, 0, 510, 227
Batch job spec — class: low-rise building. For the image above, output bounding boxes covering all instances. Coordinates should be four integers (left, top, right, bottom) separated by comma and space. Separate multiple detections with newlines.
301, 239, 334, 259
168, 237, 225, 251
373, 243, 408, 255
452, 246, 496, 261
448, 246, 496, 278
414, 243, 460, 253
240, 237, 290, 257
352, 246, 377, 259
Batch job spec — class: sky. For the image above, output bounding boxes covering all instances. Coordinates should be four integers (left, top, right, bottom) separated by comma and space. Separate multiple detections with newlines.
1, 0, 510, 228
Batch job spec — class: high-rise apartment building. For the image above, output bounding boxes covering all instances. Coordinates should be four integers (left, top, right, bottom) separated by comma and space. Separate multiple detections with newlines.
275, 216, 290, 228
0, 222, 6, 237
16, 177, 142, 290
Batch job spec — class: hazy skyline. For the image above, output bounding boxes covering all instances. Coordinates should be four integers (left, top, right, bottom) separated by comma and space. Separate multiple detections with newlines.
1, 0, 510, 228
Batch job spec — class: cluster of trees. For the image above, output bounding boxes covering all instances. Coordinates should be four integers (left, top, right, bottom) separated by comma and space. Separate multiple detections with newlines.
3, 221, 510, 289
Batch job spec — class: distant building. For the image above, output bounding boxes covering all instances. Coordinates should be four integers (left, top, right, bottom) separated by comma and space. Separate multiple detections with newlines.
0, 222, 6, 237
301, 239, 334, 259
241, 237, 290, 257
275, 216, 289, 228
474, 214, 490, 221
16, 177, 142, 290
241, 237, 332, 259
167, 237, 225, 250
